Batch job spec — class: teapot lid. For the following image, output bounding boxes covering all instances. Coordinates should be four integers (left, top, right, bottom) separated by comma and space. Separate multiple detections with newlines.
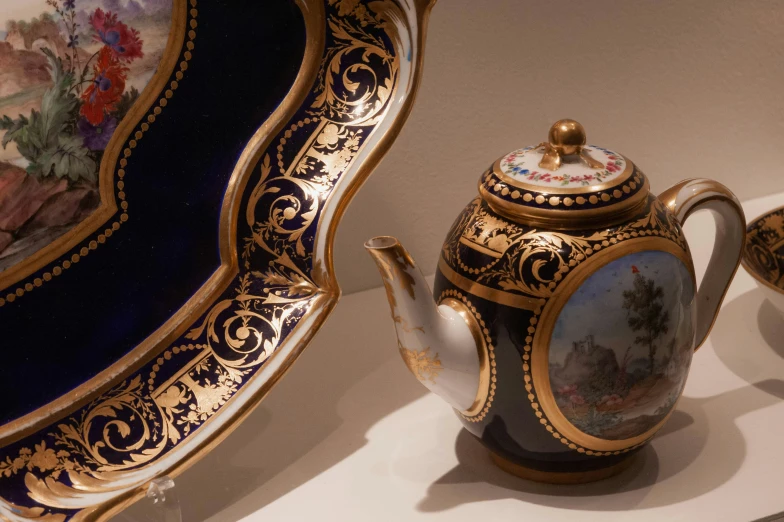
478, 119, 650, 228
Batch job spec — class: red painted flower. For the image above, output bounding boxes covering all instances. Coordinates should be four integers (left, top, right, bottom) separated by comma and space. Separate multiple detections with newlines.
632, 265, 640, 274
80, 47, 127, 125
90, 8, 144, 61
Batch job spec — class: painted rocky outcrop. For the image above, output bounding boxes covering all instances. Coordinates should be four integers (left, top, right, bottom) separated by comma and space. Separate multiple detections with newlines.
0, 42, 51, 99
5, 15, 69, 58
0, 162, 98, 264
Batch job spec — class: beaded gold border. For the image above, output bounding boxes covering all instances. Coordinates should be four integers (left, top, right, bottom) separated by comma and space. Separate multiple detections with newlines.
146, 341, 203, 394
486, 173, 641, 207
438, 288, 496, 423
479, 178, 651, 232
0, 1, 198, 309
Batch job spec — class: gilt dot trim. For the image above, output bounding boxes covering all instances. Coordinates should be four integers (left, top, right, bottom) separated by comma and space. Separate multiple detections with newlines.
439, 289, 496, 423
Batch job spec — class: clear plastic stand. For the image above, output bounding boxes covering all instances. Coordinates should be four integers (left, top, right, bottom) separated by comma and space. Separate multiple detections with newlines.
110, 476, 182, 522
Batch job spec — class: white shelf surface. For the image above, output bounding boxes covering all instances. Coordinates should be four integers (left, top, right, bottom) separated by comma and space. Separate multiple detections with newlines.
128, 192, 784, 522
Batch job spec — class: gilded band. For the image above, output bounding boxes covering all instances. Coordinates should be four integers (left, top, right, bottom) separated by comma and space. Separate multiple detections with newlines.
489, 451, 636, 484
480, 176, 651, 230
438, 256, 545, 311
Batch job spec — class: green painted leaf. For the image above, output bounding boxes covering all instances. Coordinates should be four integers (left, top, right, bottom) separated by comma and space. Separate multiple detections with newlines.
38, 48, 78, 152
0, 49, 81, 179
47, 135, 97, 182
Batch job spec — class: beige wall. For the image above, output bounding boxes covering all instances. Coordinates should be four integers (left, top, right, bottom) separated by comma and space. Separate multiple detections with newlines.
335, 0, 784, 294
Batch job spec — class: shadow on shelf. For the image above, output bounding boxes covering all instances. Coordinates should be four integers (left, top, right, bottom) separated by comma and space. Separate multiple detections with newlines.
117, 287, 784, 520
417, 379, 784, 512
712, 288, 784, 388
415, 288, 784, 513
117, 288, 428, 522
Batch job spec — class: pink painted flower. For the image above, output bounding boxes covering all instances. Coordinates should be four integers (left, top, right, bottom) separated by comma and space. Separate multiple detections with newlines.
569, 394, 586, 405
557, 384, 578, 394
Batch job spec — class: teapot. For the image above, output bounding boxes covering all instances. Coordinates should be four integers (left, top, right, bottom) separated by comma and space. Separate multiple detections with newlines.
365, 120, 745, 483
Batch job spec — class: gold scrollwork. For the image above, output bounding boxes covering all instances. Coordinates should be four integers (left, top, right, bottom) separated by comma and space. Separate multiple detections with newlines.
742, 205, 784, 292
441, 195, 688, 304
0, 1, 411, 518
398, 343, 443, 383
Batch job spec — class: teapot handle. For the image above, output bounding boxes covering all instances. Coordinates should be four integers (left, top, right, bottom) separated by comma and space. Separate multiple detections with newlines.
659, 179, 746, 351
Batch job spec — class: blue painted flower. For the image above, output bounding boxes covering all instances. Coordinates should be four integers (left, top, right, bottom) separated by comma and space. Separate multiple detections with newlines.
67, 34, 79, 48
64, 0, 75, 9
78, 116, 117, 151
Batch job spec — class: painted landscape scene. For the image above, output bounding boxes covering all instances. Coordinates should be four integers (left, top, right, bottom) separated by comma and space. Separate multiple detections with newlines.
549, 251, 695, 441
0, 0, 171, 273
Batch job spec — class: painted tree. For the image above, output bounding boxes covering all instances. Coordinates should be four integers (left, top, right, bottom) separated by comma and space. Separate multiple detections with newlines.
616, 346, 632, 391
622, 272, 669, 376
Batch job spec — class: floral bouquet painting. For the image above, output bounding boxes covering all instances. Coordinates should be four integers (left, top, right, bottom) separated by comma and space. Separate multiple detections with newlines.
0, 0, 170, 270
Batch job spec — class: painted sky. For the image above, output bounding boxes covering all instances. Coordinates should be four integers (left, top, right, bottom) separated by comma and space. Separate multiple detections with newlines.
550, 250, 695, 367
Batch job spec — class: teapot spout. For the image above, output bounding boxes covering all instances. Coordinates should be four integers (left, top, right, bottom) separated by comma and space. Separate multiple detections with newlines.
364, 236, 486, 413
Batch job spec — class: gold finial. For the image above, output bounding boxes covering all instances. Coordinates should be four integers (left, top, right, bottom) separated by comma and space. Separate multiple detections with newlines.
537, 119, 603, 170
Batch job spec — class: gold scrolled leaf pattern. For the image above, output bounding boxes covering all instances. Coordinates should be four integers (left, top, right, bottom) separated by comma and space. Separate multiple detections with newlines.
0, 1, 409, 519
743, 206, 784, 291
442, 196, 687, 301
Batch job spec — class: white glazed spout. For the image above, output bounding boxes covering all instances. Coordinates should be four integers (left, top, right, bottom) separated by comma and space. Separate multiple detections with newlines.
364, 236, 483, 412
